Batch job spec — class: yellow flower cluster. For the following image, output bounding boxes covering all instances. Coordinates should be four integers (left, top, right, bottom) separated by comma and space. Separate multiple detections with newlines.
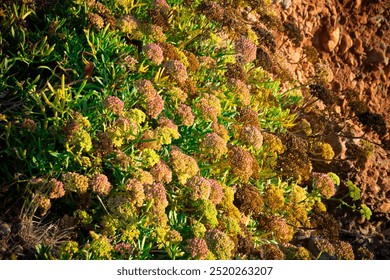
196, 93, 221, 122
87, 231, 113, 259
125, 178, 145, 207
220, 215, 241, 235
150, 159, 172, 184
170, 146, 199, 184
156, 117, 180, 145
119, 15, 142, 38
219, 185, 241, 222
120, 224, 140, 243
62, 172, 89, 194
64, 113, 92, 154
310, 141, 335, 162
59, 241, 79, 259
200, 132, 228, 160
141, 148, 160, 168
284, 184, 312, 227
205, 229, 235, 260
191, 219, 207, 238
264, 184, 285, 211
67, 129, 92, 152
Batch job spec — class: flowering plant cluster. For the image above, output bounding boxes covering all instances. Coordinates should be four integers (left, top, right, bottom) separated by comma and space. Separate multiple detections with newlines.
0, 0, 368, 260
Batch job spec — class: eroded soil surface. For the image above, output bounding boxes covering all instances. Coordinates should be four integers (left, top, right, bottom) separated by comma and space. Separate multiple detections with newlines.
271, 0, 390, 258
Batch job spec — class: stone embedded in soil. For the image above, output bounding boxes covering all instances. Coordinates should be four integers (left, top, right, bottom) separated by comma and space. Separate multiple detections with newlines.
332, 81, 342, 91
378, 202, 390, 216
282, 0, 292, 9
353, 37, 364, 54
321, 25, 340, 52
289, 48, 301, 63
354, 0, 362, 9
345, 53, 358, 67
359, 14, 368, 25
339, 32, 353, 55
366, 48, 387, 65
385, 65, 390, 78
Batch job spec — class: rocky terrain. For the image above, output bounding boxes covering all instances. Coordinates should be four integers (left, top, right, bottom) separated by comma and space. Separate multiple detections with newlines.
271, 0, 390, 258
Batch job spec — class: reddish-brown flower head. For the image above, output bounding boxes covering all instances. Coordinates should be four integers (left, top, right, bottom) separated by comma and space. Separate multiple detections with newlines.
208, 179, 224, 205
48, 178, 65, 199
147, 94, 164, 118
90, 173, 112, 196
125, 178, 145, 207
229, 78, 250, 105
185, 238, 209, 260
177, 104, 195, 126
143, 43, 164, 65
228, 145, 255, 182
200, 132, 228, 159
238, 125, 263, 150
236, 107, 261, 129
21, 118, 38, 132
135, 79, 164, 118
103, 96, 124, 115
144, 182, 168, 208
235, 36, 257, 64
152, 0, 170, 14
196, 94, 221, 122
311, 172, 337, 199
164, 60, 188, 84
122, 55, 138, 71
266, 215, 294, 243
186, 176, 211, 201
150, 159, 172, 184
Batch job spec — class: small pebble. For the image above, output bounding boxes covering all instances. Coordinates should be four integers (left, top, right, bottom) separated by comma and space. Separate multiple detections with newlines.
282, 0, 292, 9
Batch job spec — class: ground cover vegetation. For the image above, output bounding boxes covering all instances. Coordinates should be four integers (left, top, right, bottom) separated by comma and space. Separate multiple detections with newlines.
0, 0, 374, 259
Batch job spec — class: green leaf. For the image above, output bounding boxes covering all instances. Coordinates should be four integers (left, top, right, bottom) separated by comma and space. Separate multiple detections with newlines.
48, 150, 61, 158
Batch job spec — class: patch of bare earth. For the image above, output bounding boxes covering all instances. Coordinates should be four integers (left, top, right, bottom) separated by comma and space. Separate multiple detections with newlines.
272, 0, 390, 258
